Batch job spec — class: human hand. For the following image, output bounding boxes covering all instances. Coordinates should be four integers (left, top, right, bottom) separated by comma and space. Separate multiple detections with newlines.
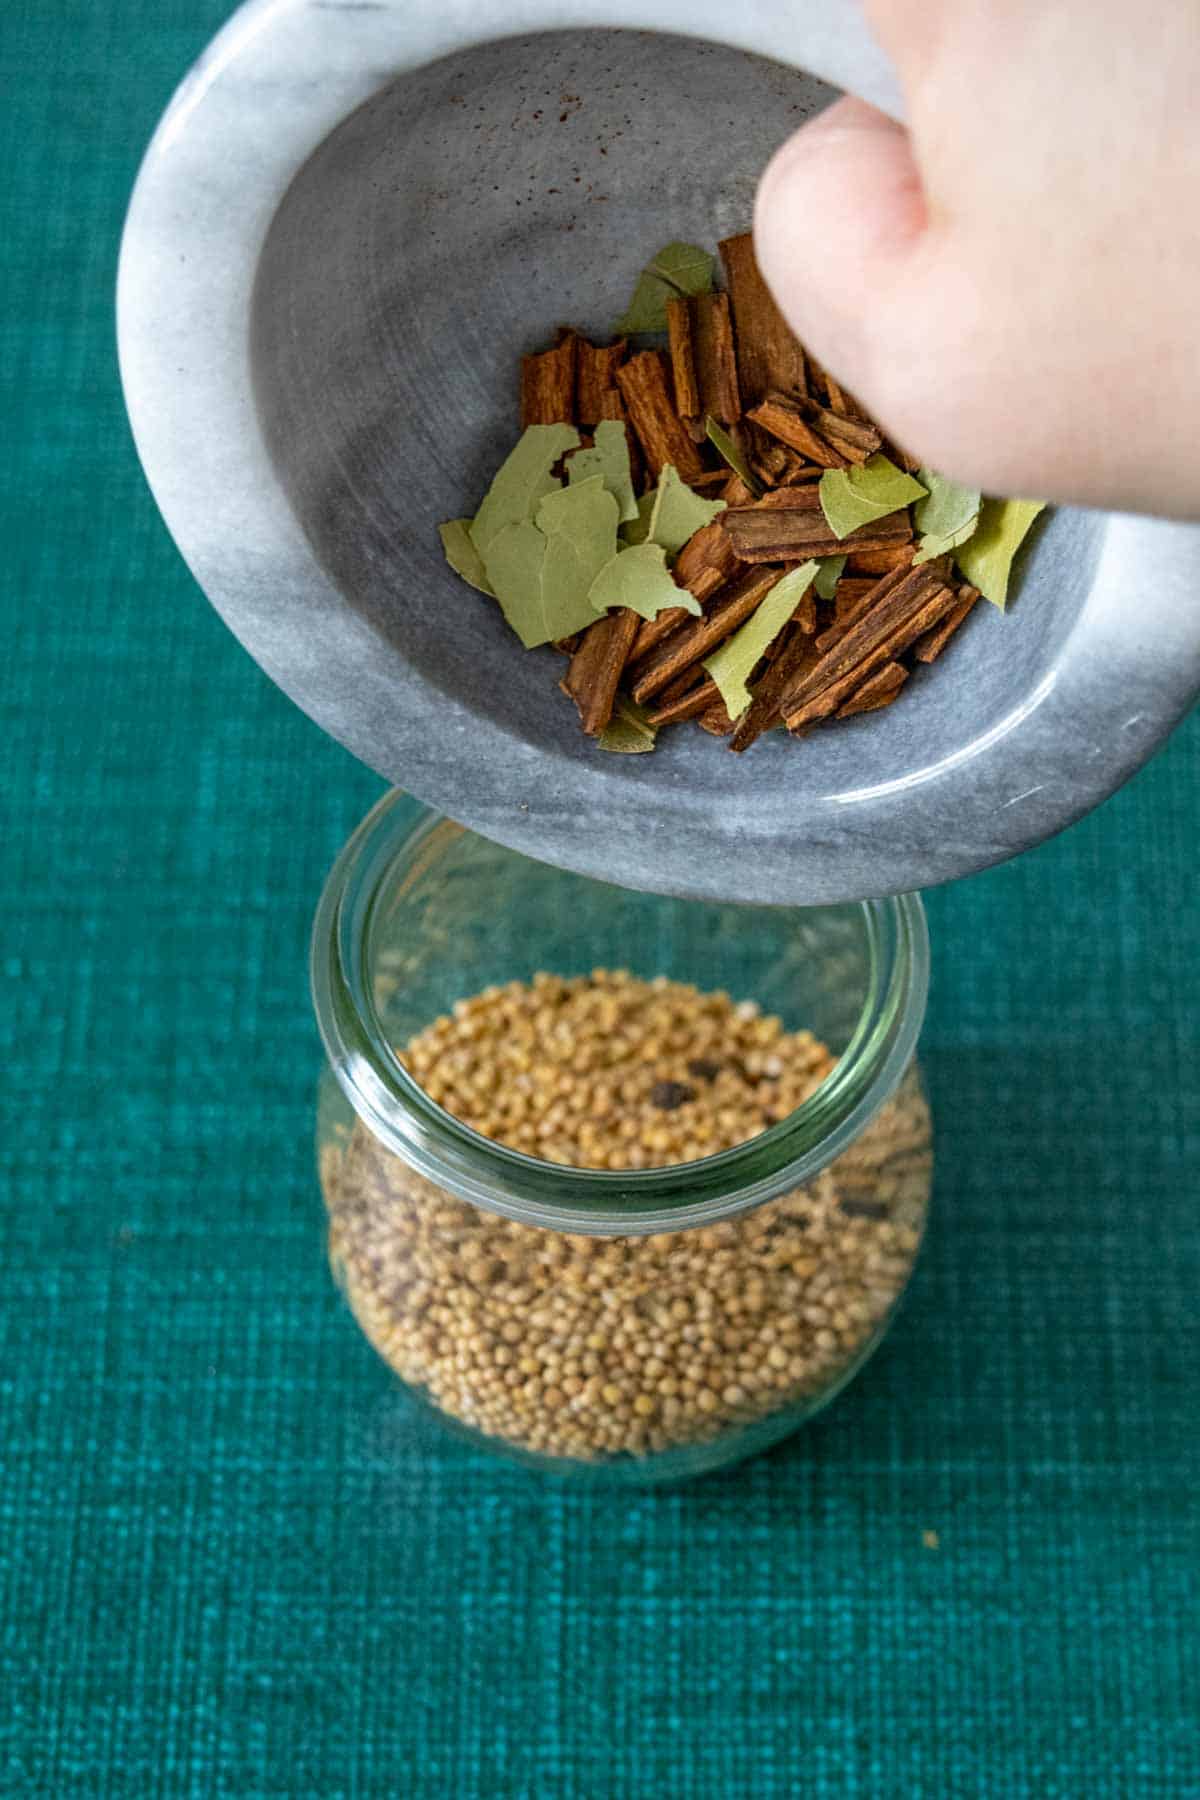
754, 0, 1200, 519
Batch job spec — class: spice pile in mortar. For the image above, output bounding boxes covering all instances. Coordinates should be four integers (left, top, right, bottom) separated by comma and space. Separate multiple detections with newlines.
439, 234, 1045, 754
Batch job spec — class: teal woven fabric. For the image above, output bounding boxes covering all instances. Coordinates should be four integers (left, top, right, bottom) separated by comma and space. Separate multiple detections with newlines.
3, 3, 1198, 1793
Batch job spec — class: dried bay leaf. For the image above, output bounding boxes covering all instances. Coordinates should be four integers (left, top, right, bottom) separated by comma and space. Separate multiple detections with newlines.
483, 477, 620, 648
912, 469, 981, 565
646, 464, 727, 558
588, 542, 702, 622
620, 491, 657, 547
536, 474, 622, 621
438, 518, 495, 596
706, 417, 763, 496
702, 561, 819, 719
482, 521, 558, 648
955, 497, 1045, 610
469, 423, 581, 555
615, 241, 715, 334
819, 454, 927, 540
568, 419, 639, 524
813, 554, 847, 600
597, 696, 658, 754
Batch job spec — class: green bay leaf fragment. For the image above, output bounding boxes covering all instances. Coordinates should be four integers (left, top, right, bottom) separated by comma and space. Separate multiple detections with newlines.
705, 417, 762, 495
620, 491, 657, 547
813, 554, 846, 600
588, 541, 701, 623
646, 464, 727, 557
912, 469, 982, 566
438, 518, 495, 596
596, 696, 659, 754
955, 497, 1045, 610
568, 419, 640, 523
468, 423, 581, 556
483, 475, 620, 648
481, 520, 556, 648
819, 454, 928, 541
702, 561, 819, 720
615, 241, 715, 334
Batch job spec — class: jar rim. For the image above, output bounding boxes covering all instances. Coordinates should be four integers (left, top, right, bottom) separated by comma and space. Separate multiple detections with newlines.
311, 792, 929, 1233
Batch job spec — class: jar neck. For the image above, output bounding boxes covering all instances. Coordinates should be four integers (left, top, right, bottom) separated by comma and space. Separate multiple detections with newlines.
311, 793, 929, 1235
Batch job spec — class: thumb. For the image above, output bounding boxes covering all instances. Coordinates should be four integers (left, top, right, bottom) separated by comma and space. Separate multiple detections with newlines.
753, 97, 928, 425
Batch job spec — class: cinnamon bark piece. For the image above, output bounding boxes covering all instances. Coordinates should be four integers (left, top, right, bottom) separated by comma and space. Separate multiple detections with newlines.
688, 470, 732, 492
805, 352, 868, 422
781, 573, 959, 728
748, 394, 845, 467
674, 519, 741, 602
630, 568, 785, 704
616, 351, 707, 483
749, 393, 883, 467
577, 338, 628, 423
913, 585, 980, 662
665, 298, 700, 420
758, 443, 814, 487
562, 608, 640, 735
521, 334, 578, 426
729, 626, 821, 753
690, 292, 741, 424
720, 473, 758, 507
698, 700, 738, 736
832, 578, 884, 620
626, 522, 743, 663
836, 661, 909, 718
789, 583, 818, 636
629, 605, 693, 663
844, 542, 917, 577
808, 405, 882, 465
722, 485, 912, 563
646, 676, 720, 726
719, 232, 807, 405
815, 562, 917, 653
656, 666, 707, 707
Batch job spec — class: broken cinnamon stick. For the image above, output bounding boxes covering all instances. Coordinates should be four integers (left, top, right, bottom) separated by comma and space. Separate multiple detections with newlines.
521, 334, 578, 426
673, 518, 741, 602
729, 626, 822, 753
808, 404, 882, 465
698, 699, 738, 736
836, 661, 909, 718
577, 338, 628, 424
665, 298, 700, 420
815, 562, 918, 654
630, 568, 785, 704
844, 542, 917, 577
562, 607, 640, 735
722, 485, 912, 563
749, 393, 882, 467
781, 573, 960, 729
748, 394, 845, 467
615, 351, 707, 483
690, 291, 741, 424
646, 676, 721, 726
719, 232, 807, 405
914, 584, 980, 662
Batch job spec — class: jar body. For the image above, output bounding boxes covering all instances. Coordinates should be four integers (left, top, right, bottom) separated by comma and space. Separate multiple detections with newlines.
313, 795, 932, 1482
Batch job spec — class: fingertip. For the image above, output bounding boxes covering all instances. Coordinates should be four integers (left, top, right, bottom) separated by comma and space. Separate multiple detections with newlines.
754, 98, 926, 384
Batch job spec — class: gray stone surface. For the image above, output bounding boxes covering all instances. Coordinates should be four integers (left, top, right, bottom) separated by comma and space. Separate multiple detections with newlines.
118, 1, 1200, 904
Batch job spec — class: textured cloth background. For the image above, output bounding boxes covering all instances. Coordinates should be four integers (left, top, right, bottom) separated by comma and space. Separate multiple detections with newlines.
3, 3, 1198, 1794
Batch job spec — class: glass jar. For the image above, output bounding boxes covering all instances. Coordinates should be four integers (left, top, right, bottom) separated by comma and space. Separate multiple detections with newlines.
313, 792, 932, 1483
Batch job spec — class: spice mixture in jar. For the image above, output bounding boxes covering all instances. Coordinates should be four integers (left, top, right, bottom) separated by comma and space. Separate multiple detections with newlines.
321, 971, 931, 1466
